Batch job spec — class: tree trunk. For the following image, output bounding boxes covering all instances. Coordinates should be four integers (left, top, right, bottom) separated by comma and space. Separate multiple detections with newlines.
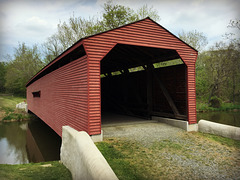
232, 74, 235, 104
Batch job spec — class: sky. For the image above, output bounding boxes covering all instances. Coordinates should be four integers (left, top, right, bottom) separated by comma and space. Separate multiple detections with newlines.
0, 0, 239, 61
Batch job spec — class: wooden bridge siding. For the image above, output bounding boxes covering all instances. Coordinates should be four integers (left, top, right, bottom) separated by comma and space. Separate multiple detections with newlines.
177, 51, 198, 124
86, 54, 102, 135
27, 55, 89, 136
84, 18, 197, 134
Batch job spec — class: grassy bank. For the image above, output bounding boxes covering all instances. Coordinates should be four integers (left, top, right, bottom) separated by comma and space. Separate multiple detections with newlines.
0, 94, 32, 122
0, 161, 72, 180
196, 101, 240, 112
96, 133, 240, 180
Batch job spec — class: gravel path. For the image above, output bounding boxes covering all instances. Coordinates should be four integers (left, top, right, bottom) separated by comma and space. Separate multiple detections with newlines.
102, 122, 240, 180
103, 122, 184, 147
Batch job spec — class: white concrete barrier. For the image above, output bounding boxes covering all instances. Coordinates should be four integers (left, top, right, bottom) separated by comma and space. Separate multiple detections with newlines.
152, 116, 198, 131
60, 126, 118, 180
16, 102, 28, 112
198, 120, 240, 140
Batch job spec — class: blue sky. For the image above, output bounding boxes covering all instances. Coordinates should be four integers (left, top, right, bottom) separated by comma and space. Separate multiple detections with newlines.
0, 0, 239, 61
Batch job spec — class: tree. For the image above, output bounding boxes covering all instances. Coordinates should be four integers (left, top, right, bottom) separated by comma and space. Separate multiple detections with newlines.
228, 42, 240, 103
0, 61, 7, 92
5, 43, 44, 96
178, 30, 208, 52
135, 4, 160, 21
195, 19, 240, 105
228, 19, 240, 30
56, 15, 103, 49
206, 42, 231, 102
42, 1, 160, 64
198, 42, 240, 104
42, 16, 102, 64
227, 19, 240, 103
101, 1, 160, 30
42, 34, 63, 64
195, 52, 211, 101
101, 1, 137, 30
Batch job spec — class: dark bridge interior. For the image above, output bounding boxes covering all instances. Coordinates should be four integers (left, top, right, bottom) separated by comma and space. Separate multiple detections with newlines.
101, 44, 187, 121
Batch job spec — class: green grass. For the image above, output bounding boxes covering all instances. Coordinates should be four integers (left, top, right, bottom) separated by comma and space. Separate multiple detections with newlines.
0, 161, 72, 180
96, 140, 147, 180
0, 94, 26, 110
197, 132, 240, 149
1, 107, 15, 114
152, 139, 183, 151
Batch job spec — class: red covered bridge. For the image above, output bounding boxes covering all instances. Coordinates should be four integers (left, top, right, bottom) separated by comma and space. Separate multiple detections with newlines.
26, 17, 198, 137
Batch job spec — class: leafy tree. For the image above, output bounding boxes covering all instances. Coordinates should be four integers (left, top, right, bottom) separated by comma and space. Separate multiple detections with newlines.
205, 42, 231, 102
5, 43, 44, 96
42, 34, 63, 64
178, 30, 208, 52
42, 16, 103, 64
226, 19, 240, 103
195, 52, 211, 101
101, 1, 137, 30
198, 42, 240, 104
135, 4, 160, 21
228, 43, 240, 103
0, 61, 7, 92
101, 1, 160, 30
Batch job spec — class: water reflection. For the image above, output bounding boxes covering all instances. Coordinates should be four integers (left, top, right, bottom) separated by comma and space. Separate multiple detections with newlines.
197, 111, 240, 127
26, 119, 61, 163
0, 122, 29, 164
0, 119, 61, 164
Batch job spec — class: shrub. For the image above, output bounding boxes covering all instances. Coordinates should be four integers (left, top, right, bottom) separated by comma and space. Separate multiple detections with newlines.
209, 96, 222, 108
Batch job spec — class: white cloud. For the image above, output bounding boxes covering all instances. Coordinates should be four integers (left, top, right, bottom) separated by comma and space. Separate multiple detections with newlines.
17, 16, 50, 34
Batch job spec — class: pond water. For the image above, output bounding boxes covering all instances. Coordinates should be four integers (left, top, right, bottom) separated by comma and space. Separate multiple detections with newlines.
197, 111, 240, 127
0, 119, 61, 164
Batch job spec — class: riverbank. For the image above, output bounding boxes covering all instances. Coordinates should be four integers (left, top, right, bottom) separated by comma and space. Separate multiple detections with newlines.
0, 94, 31, 122
0, 161, 72, 180
197, 111, 240, 127
196, 102, 240, 112
196, 102, 240, 127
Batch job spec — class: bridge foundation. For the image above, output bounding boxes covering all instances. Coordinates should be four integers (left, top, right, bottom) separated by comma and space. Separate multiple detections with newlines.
90, 130, 103, 142
152, 116, 198, 131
